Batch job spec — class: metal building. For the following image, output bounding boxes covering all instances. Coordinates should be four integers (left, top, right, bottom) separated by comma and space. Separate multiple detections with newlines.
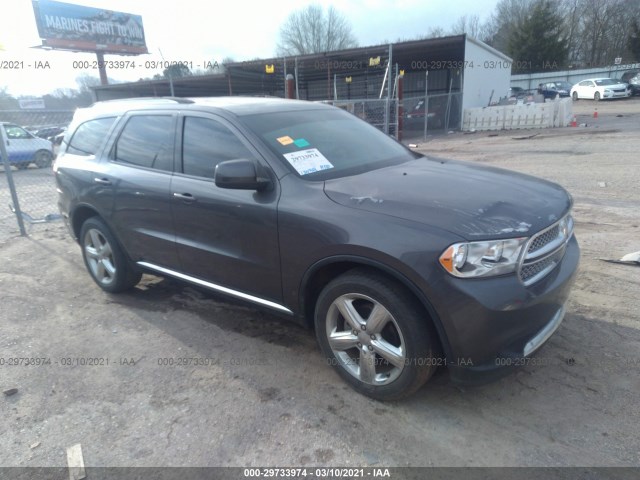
92, 35, 511, 136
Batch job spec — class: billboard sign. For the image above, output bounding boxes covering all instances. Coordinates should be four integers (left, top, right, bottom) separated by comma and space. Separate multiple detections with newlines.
19, 98, 46, 109
32, 0, 148, 54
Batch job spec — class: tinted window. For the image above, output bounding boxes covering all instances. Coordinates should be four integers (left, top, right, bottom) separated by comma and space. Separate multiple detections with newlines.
595, 79, 616, 86
241, 108, 417, 180
67, 117, 116, 156
113, 115, 174, 171
578, 81, 591, 86
182, 117, 254, 178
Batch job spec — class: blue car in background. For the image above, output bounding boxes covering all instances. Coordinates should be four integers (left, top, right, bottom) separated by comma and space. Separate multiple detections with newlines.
1, 122, 54, 169
537, 81, 573, 100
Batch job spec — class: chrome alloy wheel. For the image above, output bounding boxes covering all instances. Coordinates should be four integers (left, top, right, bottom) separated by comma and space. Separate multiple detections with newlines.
325, 293, 406, 385
83, 228, 116, 287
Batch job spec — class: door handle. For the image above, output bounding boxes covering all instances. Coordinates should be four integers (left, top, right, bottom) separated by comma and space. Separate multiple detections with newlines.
173, 192, 196, 202
94, 177, 111, 186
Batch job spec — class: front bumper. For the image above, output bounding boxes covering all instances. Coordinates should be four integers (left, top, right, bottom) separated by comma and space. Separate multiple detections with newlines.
429, 235, 580, 385
604, 91, 629, 99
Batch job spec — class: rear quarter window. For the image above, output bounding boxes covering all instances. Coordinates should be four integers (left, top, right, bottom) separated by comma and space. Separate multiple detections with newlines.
67, 117, 117, 156
111, 115, 175, 171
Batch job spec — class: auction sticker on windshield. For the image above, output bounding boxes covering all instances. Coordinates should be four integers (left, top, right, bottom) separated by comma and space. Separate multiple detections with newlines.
282, 148, 334, 175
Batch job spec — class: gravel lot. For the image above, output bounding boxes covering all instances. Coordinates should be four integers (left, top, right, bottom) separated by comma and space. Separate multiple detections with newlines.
1, 97, 639, 470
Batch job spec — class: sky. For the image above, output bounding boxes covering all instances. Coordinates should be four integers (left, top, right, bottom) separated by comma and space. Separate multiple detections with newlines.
0, 0, 498, 96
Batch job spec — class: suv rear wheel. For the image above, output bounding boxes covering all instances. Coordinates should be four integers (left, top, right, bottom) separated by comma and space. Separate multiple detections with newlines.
80, 217, 141, 293
314, 269, 438, 400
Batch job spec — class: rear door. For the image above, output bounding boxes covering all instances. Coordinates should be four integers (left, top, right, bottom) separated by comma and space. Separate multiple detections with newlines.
102, 112, 180, 269
170, 112, 282, 303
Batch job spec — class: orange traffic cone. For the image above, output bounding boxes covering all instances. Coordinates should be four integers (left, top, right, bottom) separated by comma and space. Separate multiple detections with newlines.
570, 115, 577, 127
593, 108, 598, 119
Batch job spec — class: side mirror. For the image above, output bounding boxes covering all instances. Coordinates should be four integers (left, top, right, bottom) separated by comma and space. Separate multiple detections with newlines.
214, 159, 271, 191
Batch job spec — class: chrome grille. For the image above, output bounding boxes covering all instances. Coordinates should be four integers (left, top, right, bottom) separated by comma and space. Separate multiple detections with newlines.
528, 225, 559, 255
521, 247, 566, 283
519, 214, 573, 286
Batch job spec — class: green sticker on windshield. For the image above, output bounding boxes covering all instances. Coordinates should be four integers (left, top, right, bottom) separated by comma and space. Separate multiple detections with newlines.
294, 138, 310, 147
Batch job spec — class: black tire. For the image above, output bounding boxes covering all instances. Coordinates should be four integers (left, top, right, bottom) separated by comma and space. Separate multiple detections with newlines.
594, 91, 600, 101
314, 269, 438, 400
79, 217, 141, 293
34, 150, 53, 168
572, 91, 578, 101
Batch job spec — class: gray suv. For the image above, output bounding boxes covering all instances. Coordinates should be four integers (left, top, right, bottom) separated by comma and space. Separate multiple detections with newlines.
54, 97, 579, 400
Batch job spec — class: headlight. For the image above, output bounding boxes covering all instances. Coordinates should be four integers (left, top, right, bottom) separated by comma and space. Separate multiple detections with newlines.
439, 238, 528, 278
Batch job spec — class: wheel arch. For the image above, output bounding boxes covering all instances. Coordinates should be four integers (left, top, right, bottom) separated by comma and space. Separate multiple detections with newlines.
299, 255, 452, 360
70, 204, 103, 241
32, 148, 52, 159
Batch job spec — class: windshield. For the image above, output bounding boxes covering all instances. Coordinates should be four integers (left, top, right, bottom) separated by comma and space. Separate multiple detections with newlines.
241, 107, 418, 180
595, 79, 617, 86
555, 82, 572, 90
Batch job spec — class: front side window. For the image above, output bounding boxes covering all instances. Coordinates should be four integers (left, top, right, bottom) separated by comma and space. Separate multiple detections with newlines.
181, 116, 254, 179
112, 115, 174, 171
67, 117, 116, 156
4, 125, 32, 139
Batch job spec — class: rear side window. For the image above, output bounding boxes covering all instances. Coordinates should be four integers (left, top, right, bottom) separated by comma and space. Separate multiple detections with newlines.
67, 117, 116, 156
181, 116, 254, 178
112, 115, 175, 171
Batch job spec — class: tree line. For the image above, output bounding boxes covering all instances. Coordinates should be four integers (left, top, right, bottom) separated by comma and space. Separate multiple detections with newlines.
276, 1, 640, 74
474, 0, 640, 73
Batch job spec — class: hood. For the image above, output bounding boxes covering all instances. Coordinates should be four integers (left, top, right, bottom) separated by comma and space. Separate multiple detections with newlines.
323, 157, 572, 240
605, 83, 628, 89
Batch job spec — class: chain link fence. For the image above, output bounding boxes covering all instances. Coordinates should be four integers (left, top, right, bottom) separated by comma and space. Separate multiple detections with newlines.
322, 98, 399, 138
402, 92, 463, 141
0, 109, 72, 240
321, 92, 462, 142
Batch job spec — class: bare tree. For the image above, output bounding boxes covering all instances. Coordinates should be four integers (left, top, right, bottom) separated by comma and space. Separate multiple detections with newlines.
630, 19, 640, 61
449, 15, 485, 39
558, 0, 581, 64
277, 5, 358, 56
565, 0, 640, 67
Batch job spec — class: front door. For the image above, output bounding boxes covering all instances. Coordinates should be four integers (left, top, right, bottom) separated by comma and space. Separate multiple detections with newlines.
170, 113, 282, 303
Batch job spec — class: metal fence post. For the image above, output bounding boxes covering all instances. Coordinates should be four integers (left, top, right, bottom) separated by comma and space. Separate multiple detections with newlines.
294, 57, 300, 100
424, 70, 429, 141
397, 67, 403, 141
0, 127, 27, 236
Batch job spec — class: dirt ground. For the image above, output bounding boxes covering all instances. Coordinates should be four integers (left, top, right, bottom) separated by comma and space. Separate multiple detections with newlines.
1, 97, 639, 469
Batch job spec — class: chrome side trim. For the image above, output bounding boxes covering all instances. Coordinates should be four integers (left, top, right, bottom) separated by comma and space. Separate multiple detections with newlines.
137, 261, 293, 315
523, 306, 565, 357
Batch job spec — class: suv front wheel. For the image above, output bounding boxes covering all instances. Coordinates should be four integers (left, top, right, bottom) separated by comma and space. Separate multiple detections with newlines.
80, 217, 141, 293
314, 269, 438, 400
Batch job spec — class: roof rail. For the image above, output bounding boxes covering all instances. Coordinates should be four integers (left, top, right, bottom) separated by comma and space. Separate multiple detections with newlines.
92, 97, 195, 106
162, 97, 195, 104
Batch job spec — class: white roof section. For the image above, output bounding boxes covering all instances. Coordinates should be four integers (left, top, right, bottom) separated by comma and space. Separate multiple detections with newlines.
466, 36, 513, 63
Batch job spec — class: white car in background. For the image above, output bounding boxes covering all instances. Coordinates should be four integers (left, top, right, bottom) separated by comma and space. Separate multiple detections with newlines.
570, 78, 630, 101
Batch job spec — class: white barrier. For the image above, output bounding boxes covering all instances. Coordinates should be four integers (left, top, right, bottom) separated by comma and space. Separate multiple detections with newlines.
462, 98, 573, 131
